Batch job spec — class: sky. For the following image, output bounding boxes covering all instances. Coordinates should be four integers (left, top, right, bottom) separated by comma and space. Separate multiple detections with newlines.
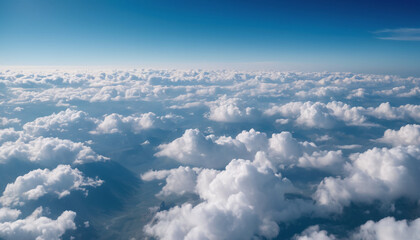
1, 0, 420, 75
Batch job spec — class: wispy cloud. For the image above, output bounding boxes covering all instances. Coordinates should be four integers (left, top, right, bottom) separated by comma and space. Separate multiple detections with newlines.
374, 28, 420, 41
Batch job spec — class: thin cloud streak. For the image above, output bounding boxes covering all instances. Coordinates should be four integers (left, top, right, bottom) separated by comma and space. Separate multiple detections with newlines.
374, 28, 420, 41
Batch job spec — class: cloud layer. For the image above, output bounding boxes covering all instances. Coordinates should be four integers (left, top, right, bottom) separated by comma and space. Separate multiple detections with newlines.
0, 68, 419, 239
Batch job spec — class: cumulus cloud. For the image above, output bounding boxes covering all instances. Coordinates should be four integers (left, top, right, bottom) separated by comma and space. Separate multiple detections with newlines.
155, 128, 343, 171
0, 117, 20, 126
141, 166, 202, 197
235, 128, 269, 153
154, 128, 249, 168
93, 112, 179, 134
268, 131, 317, 165
352, 216, 420, 240
0, 165, 103, 207
266, 101, 420, 128
326, 101, 372, 126
298, 150, 344, 173
369, 102, 420, 122
295, 102, 337, 128
0, 136, 107, 166
378, 124, 420, 146
23, 109, 95, 135
293, 225, 336, 240
264, 101, 372, 128
0, 128, 22, 144
314, 146, 420, 212
206, 96, 258, 122
143, 158, 313, 239
0, 208, 21, 222
0, 207, 76, 240
295, 217, 420, 240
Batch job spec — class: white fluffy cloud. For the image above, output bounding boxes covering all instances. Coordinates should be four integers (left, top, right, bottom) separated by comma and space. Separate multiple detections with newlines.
379, 124, 420, 146
352, 217, 420, 240
0, 117, 20, 127
23, 109, 94, 135
155, 128, 343, 171
295, 217, 420, 240
0, 128, 22, 144
264, 101, 371, 128
141, 166, 202, 197
0, 136, 107, 166
0, 208, 21, 222
0, 165, 103, 207
293, 225, 336, 240
314, 146, 420, 212
93, 112, 178, 134
154, 128, 250, 168
298, 150, 344, 173
369, 102, 420, 122
265, 101, 420, 128
295, 102, 337, 128
143, 158, 313, 239
0, 207, 76, 240
268, 131, 317, 165
326, 101, 372, 126
206, 96, 258, 122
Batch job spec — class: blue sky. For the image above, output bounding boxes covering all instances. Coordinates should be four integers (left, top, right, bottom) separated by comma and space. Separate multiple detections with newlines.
1, 0, 420, 75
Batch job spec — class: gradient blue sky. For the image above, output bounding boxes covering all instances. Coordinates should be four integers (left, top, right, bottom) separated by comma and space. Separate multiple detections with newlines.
1, 0, 420, 75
